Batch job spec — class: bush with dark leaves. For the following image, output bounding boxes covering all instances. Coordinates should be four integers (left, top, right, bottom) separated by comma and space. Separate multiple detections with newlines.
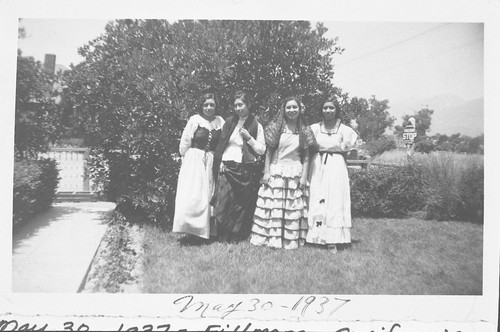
13, 159, 59, 228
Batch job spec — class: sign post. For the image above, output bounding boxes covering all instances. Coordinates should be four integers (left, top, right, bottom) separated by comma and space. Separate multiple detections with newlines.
402, 117, 417, 158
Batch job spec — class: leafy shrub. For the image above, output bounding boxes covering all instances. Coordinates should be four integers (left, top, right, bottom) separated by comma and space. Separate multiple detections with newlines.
63, 20, 344, 227
414, 136, 436, 154
349, 162, 424, 218
87, 148, 110, 199
94, 212, 137, 292
13, 159, 59, 227
106, 149, 181, 227
458, 160, 483, 223
349, 153, 484, 223
416, 152, 484, 223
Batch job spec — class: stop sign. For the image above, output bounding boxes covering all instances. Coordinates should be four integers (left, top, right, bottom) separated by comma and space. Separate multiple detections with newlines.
402, 125, 417, 145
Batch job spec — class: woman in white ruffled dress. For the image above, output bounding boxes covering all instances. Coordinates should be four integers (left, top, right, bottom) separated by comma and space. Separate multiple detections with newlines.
172, 92, 224, 239
250, 96, 316, 249
306, 96, 358, 253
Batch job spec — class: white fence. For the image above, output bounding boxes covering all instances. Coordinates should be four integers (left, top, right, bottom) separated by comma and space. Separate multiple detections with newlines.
45, 147, 92, 193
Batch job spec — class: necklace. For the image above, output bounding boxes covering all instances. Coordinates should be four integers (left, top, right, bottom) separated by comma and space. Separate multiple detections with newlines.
283, 122, 299, 134
320, 120, 340, 137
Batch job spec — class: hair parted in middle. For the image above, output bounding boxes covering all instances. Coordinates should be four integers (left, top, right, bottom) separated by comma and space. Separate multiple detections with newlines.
320, 95, 341, 121
264, 96, 315, 153
198, 91, 219, 115
232, 90, 254, 112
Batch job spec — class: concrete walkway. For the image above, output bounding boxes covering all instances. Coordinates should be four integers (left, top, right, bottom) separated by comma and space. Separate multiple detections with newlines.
12, 201, 116, 293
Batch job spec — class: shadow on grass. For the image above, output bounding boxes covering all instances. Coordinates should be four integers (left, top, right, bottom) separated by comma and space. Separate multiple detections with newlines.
304, 240, 359, 253
178, 235, 214, 247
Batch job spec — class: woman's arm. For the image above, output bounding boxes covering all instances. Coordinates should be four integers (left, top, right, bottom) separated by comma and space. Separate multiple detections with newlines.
340, 125, 359, 152
300, 149, 309, 188
261, 148, 273, 184
244, 123, 266, 155
179, 117, 197, 156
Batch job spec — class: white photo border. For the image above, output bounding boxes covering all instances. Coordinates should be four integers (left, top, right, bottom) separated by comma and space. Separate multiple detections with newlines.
1, 0, 498, 331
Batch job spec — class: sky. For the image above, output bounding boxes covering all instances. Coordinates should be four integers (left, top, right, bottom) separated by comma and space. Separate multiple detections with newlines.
323, 22, 483, 102
18, 19, 110, 69
17, 19, 484, 104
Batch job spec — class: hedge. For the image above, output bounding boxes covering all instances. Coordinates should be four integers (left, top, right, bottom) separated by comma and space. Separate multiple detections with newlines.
349, 163, 425, 219
349, 155, 484, 223
13, 159, 59, 228
92, 152, 483, 226
416, 152, 484, 223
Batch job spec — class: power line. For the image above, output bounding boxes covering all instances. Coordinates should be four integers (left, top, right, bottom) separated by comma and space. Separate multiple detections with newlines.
335, 23, 451, 67
337, 37, 482, 81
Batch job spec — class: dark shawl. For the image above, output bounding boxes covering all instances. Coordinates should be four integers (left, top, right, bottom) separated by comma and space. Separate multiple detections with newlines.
264, 110, 316, 158
213, 114, 260, 179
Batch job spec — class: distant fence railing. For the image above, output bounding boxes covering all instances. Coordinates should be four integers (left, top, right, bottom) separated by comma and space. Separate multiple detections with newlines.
44, 147, 93, 193
347, 159, 371, 169
347, 158, 405, 169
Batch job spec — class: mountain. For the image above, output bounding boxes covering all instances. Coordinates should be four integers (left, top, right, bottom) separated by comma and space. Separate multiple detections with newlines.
430, 98, 484, 136
388, 94, 483, 136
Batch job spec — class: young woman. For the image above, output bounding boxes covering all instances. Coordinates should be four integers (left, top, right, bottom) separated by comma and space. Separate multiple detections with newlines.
250, 96, 315, 249
212, 91, 266, 242
172, 92, 224, 239
306, 97, 358, 253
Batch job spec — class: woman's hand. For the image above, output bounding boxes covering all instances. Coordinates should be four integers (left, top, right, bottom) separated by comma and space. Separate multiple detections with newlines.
340, 142, 348, 151
239, 128, 252, 141
337, 133, 348, 151
299, 176, 308, 188
340, 134, 349, 151
261, 172, 271, 184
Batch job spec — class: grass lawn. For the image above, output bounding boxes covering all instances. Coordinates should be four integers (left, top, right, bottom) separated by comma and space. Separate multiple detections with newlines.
141, 218, 482, 294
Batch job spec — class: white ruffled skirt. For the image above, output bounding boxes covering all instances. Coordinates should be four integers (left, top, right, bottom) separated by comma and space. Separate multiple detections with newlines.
250, 162, 308, 249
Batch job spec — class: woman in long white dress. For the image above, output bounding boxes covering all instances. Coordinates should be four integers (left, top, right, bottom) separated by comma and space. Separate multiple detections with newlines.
172, 92, 224, 239
306, 97, 358, 253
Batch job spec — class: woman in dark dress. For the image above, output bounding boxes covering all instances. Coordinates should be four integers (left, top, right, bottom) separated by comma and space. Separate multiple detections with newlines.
212, 91, 266, 242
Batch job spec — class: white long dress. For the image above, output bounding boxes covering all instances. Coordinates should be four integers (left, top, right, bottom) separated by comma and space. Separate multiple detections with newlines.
172, 114, 224, 239
306, 121, 358, 245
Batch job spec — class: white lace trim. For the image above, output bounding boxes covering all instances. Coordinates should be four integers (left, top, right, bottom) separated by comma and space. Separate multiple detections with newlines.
192, 114, 224, 131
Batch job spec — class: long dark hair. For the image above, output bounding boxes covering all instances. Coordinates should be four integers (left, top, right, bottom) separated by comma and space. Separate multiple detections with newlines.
265, 96, 314, 152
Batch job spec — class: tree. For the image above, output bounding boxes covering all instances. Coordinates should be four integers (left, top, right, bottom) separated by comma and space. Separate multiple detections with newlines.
468, 134, 484, 154
15, 50, 59, 159
393, 107, 434, 153
414, 136, 436, 153
349, 96, 394, 142
395, 107, 434, 137
61, 19, 344, 225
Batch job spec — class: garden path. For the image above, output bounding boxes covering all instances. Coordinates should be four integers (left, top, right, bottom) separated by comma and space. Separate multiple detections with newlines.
12, 201, 115, 293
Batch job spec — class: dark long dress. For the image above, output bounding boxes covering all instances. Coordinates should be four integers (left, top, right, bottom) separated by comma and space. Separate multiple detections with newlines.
213, 161, 261, 242
212, 115, 264, 242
